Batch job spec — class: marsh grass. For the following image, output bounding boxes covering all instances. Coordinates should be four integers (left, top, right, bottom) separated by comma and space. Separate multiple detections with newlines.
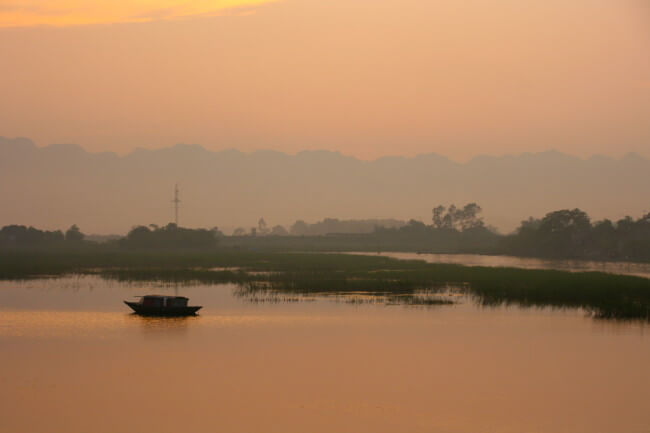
1, 249, 649, 320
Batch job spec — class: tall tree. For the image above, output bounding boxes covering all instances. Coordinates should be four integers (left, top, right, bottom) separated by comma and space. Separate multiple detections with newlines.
65, 224, 85, 241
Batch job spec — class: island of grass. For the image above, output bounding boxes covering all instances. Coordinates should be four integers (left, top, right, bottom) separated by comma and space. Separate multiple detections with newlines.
1, 248, 649, 320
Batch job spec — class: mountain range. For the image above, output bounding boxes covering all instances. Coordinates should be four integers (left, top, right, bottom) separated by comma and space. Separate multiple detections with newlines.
1, 137, 648, 235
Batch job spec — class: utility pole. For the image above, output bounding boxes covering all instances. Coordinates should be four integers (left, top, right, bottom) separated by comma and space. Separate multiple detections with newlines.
172, 183, 181, 226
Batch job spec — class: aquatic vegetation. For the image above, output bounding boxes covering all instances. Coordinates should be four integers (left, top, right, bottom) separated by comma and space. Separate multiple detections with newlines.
1, 249, 649, 320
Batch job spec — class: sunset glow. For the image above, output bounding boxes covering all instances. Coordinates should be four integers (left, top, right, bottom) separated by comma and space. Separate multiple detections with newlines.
1, 2, 650, 431
0, 0, 276, 27
1, 0, 648, 161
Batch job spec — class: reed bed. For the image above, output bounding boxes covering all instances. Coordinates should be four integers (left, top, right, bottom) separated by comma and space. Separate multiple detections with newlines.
1, 249, 649, 320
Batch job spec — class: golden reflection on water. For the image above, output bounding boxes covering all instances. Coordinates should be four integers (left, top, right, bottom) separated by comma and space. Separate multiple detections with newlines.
1, 280, 650, 433
0, 311, 128, 338
0, 311, 349, 338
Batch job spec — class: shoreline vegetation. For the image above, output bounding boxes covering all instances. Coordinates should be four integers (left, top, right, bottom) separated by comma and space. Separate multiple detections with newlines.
1, 206, 648, 320
1, 249, 649, 321
2, 205, 649, 262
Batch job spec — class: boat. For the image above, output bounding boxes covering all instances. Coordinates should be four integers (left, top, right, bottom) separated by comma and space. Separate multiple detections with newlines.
124, 295, 202, 316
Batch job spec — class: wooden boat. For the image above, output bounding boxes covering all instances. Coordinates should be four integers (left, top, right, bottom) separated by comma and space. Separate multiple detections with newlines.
124, 295, 202, 316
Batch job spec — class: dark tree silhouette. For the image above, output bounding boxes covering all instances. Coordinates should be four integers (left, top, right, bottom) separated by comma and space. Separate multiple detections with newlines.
211, 227, 225, 237
270, 225, 289, 236
65, 225, 85, 242
0, 225, 64, 246
290, 220, 309, 236
120, 223, 217, 249
233, 227, 246, 236
432, 203, 484, 231
503, 209, 650, 260
258, 218, 269, 236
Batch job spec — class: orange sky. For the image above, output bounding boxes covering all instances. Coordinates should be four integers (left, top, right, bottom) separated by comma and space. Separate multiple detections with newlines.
1, 0, 649, 160
0, 0, 276, 27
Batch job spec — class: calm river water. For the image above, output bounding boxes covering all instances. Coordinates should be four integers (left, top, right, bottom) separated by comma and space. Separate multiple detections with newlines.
352, 252, 650, 278
1, 275, 649, 433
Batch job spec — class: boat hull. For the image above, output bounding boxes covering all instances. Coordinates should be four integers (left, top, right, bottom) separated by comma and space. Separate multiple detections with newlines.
124, 301, 202, 316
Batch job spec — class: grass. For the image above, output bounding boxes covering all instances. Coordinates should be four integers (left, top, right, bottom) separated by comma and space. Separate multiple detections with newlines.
1, 248, 649, 320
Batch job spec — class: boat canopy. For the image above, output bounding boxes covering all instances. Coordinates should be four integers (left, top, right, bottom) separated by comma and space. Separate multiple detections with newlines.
137, 295, 189, 307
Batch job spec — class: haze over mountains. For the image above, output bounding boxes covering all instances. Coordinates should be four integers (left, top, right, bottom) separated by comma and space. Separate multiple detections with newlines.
1, 137, 648, 235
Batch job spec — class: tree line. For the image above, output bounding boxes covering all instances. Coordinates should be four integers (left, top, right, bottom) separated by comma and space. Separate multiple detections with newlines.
372, 204, 649, 261
0, 223, 219, 249
119, 223, 218, 249
1, 205, 648, 260
0, 224, 84, 246
229, 217, 405, 237
502, 208, 650, 260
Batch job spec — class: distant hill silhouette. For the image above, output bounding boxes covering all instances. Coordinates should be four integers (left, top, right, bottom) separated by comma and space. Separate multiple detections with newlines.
1, 136, 649, 234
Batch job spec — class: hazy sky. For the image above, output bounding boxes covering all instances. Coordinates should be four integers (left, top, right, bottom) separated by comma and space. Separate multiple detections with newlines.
1, 0, 648, 160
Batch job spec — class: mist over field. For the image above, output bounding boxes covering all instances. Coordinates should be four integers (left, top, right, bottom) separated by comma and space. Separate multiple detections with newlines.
2, 136, 648, 235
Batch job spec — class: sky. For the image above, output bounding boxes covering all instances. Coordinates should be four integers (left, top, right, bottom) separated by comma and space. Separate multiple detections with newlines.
1, 0, 649, 161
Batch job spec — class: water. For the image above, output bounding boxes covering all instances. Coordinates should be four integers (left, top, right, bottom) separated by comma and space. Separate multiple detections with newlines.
1, 276, 649, 433
351, 252, 650, 278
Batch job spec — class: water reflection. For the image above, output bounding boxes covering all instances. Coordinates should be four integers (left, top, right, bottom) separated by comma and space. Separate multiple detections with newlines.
0, 311, 128, 338
1, 276, 649, 433
126, 314, 195, 336
354, 252, 650, 278
0, 310, 352, 339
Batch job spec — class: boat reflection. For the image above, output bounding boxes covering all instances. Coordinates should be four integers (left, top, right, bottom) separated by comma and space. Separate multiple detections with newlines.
126, 313, 198, 336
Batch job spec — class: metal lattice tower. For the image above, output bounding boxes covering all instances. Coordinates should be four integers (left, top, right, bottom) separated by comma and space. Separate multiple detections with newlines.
172, 183, 181, 226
